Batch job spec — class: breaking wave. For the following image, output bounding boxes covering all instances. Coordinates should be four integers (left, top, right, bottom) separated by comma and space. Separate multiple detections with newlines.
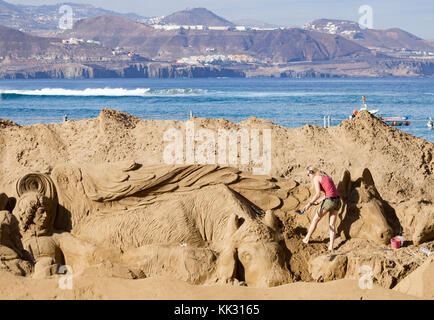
0, 88, 207, 97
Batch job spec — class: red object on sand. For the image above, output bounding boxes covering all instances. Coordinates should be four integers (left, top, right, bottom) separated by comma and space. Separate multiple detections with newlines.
391, 237, 401, 249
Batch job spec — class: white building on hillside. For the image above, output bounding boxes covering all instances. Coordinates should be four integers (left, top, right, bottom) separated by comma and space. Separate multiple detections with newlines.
235, 26, 247, 31
152, 25, 181, 30
209, 26, 230, 31
150, 25, 255, 32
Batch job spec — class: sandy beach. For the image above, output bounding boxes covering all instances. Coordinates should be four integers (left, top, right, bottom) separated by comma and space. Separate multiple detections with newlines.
0, 109, 432, 300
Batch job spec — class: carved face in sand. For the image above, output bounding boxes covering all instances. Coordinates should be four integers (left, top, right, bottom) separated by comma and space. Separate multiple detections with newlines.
338, 169, 394, 244
237, 241, 289, 287
14, 192, 55, 237
228, 211, 291, 287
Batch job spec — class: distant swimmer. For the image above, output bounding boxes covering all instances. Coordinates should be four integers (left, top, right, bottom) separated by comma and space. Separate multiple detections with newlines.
301, 166, 341, 251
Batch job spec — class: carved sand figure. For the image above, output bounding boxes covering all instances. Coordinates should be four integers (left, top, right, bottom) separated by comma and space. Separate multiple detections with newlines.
0, 110, 431, 298
10, 161, 398, 287
289, 169, 407, 287
48, 162, 292, 287
13, 178, 121, 279
336, 168, 395, 244
0, 193, 32, 275
284, 168, 395, 247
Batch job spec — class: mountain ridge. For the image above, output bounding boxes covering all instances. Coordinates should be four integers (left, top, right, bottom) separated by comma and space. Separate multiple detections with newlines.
303, 19, 434, 53
161, 8, 234, 26
0, 0, 146, 31
63, 14, 372, 63
231, 19, 279, 29
0, 4, 433, 78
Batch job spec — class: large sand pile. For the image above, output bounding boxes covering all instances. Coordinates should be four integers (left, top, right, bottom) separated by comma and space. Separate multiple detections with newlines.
0, 110, 432, 299
1, 110, 431, 239
1, 110, 431, 200
0, 270, 419, 300
393, 255, 434, 298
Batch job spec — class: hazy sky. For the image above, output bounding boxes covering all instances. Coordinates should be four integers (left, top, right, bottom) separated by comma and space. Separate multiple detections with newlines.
8, 0, 434, 39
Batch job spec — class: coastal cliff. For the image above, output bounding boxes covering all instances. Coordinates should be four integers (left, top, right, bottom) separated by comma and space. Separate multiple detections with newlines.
2, 59, 433, 79
0, 62, 245, 79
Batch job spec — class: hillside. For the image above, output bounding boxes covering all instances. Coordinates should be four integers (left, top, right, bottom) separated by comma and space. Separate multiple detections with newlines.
68, 15, 154, 48
65, 15, 371, 63
0, 26, 53, 58
0, 0, 145, 31
161, 8, 234, 26
0, 23, 244, 79
0, 0, 18, 14
303, 19, 434, 53
2, 7, 434, 78
0, 25, 114, 61
0, 24, 164, 79
231, 19, 279, 29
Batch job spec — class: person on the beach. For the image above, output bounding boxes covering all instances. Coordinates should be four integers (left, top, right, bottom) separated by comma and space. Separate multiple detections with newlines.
301, 166, 341, 251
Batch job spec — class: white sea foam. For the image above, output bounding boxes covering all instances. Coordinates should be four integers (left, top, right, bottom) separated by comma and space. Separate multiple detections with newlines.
0, 88, 207, 97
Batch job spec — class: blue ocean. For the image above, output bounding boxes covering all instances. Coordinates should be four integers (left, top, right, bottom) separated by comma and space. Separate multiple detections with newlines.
0, 78, 433, 142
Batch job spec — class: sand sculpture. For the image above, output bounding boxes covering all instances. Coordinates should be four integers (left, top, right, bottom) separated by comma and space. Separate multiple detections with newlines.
280, 168, 396, 246
0, 160, 402, 287
336, 168, 395, 243
0, 193, 32, 275
11, 180, 121, 279
49, 162, 292, 287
